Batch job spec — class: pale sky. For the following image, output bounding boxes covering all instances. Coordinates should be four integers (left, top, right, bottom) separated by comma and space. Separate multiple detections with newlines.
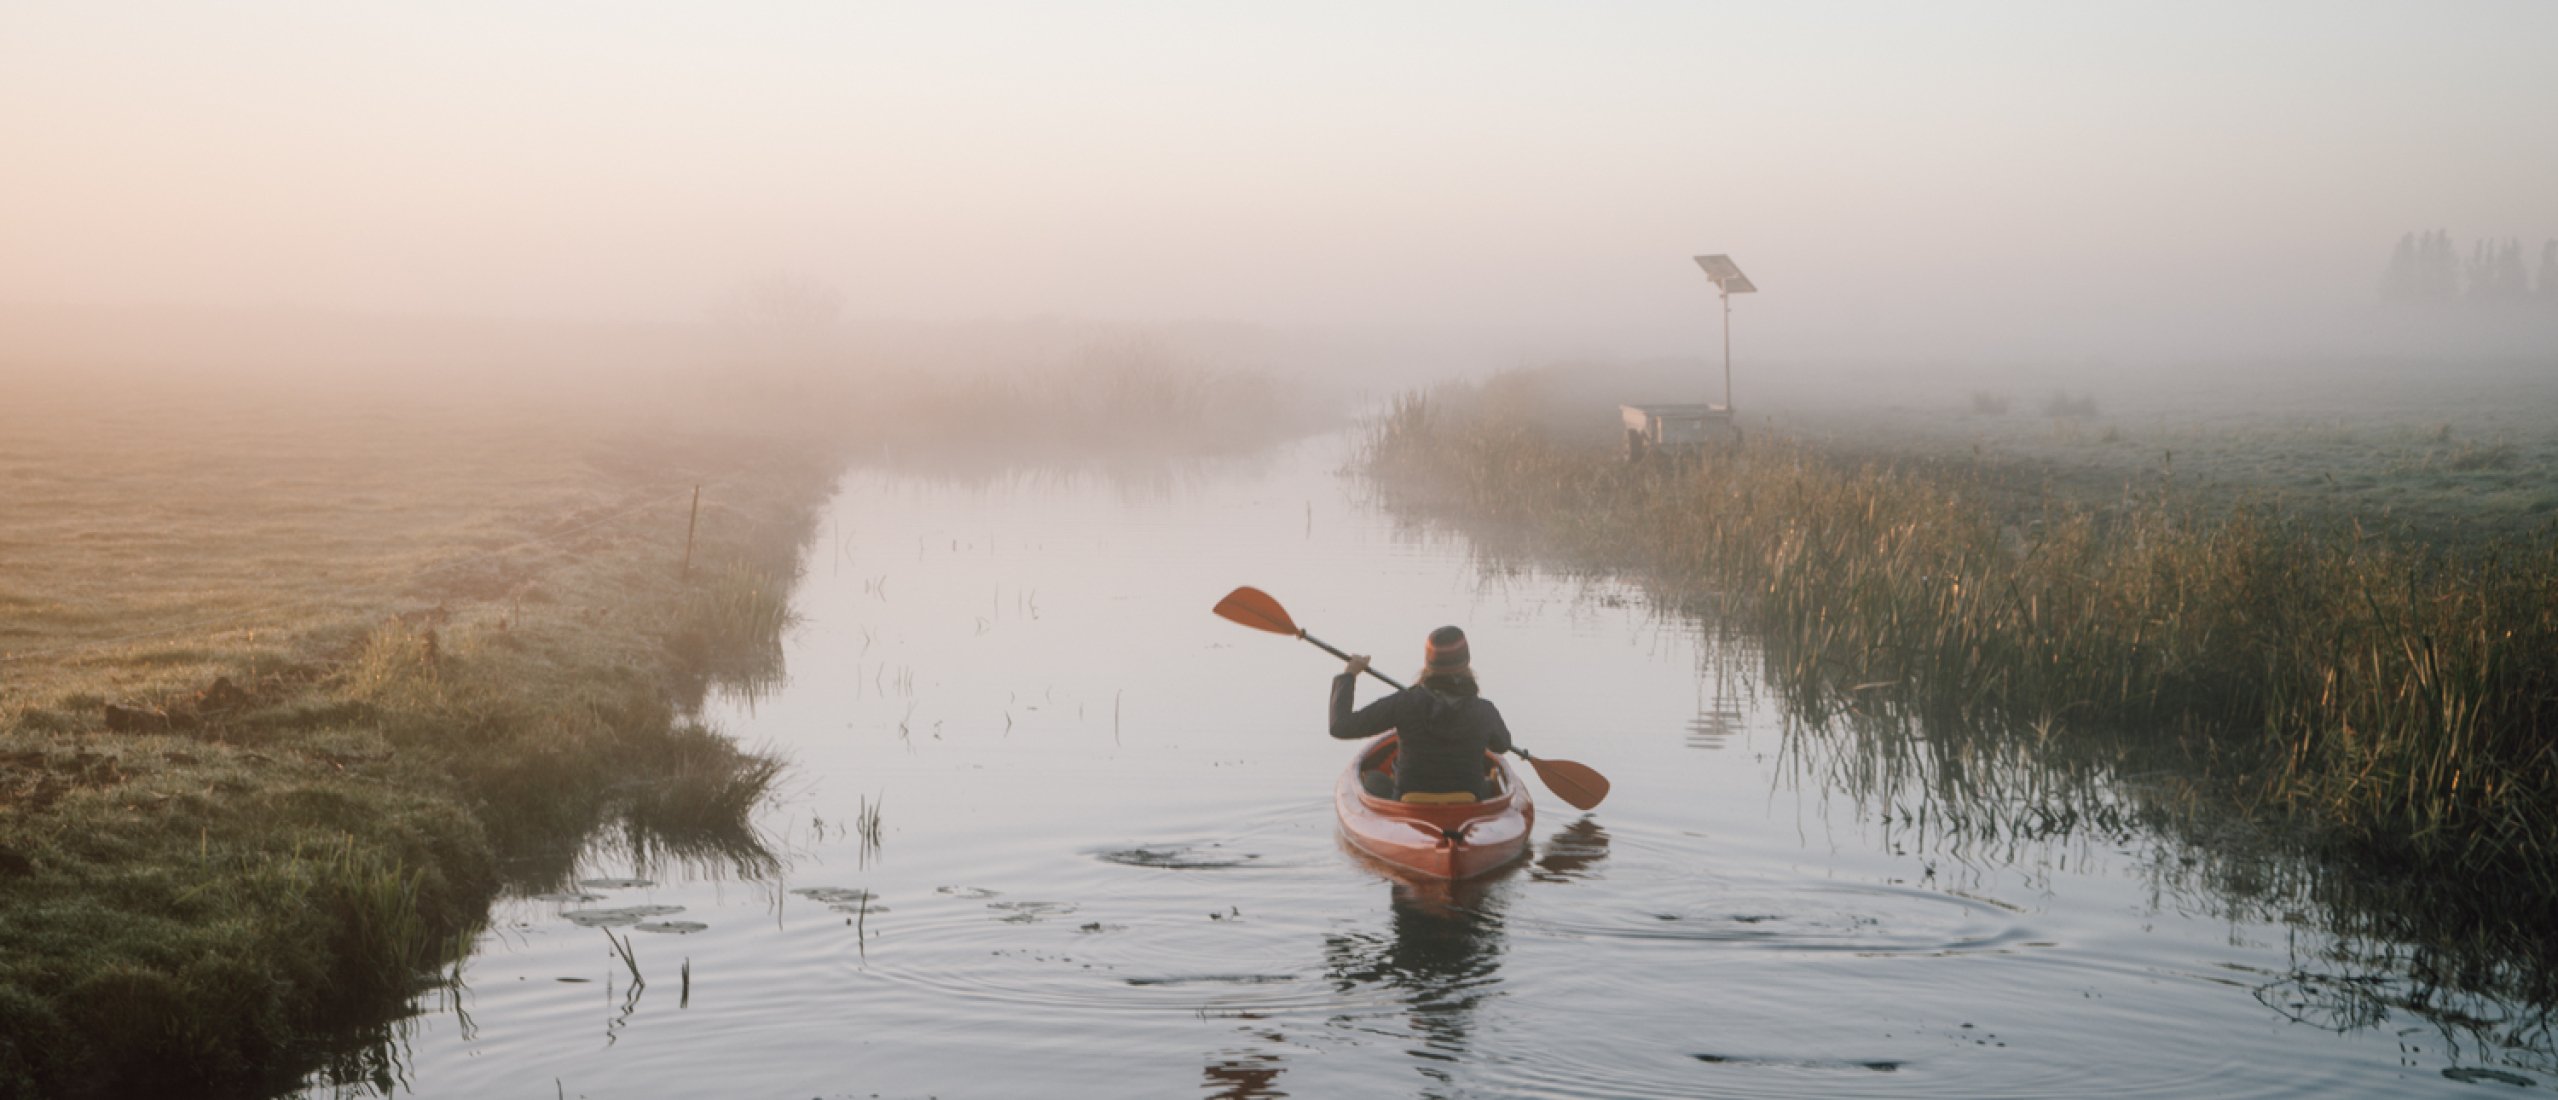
4, 2, 2553, 363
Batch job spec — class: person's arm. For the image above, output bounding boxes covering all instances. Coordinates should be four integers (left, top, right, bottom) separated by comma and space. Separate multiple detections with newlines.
1329, 655, 1406, 740
1480, 700, 1515, 756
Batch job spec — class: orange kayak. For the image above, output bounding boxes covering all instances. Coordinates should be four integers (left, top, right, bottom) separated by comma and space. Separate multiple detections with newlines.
1334, 733, 1534, 881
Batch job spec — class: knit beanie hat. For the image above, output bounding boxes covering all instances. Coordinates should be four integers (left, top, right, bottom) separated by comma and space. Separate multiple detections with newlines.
1424, 626, 1470, 674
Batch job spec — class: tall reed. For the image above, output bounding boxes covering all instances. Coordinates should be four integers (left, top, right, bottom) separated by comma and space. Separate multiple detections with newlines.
1369, 379, 2558, 910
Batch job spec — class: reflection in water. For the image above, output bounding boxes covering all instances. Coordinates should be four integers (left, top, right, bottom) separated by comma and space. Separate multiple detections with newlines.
1324, 873, 1508, 1095
295, 792, 782, 1099
1776, 679, 2558, 1079
1311, 825, 1611, 1096
1531, 816, 1612, 883
1200, 1051, 1288, 1100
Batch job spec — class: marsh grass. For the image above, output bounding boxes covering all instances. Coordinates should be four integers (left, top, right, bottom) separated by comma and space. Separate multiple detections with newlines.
1370, 373, 2558, 921
0, 376, 835, 1098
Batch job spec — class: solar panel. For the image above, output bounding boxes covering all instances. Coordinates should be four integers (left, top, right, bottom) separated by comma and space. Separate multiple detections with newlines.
1693, 254, 1757, 293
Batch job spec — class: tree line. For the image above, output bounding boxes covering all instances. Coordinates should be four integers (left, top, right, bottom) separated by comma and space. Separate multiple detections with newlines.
2379, 229, 2558, 307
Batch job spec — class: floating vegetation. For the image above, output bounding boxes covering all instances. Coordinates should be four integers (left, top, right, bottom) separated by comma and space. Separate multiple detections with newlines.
635, 920, 709, 935
1122, 974, 1296, 987
1095, 844, 1262, 870
562, 905, 685, 928
936, 886, 1000, 899
2442, 1067, 2536, 1087
1693, 1053, 1902, 1072
577, 877, 656, 890
988, 901, 1077, 923
789, 886, 876, 904
527, 891, 605, 904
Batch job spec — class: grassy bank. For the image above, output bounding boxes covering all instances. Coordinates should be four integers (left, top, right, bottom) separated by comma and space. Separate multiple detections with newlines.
0, 338, 1341, 1097
1368, 369, 2558, 926
0, 371, 833, 1097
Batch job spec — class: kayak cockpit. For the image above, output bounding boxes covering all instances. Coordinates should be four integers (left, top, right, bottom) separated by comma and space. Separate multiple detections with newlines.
1336, 733, 1534, 881
1357, 737, 1512, 805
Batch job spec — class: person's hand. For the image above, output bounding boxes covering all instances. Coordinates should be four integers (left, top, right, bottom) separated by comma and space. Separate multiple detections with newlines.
1344, 654, 1371, 677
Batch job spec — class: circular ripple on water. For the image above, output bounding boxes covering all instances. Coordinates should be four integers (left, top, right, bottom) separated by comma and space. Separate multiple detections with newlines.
1519, 877, 2037, 957
810, 887, 1407, 1018
1486, 1041, 2324, 1100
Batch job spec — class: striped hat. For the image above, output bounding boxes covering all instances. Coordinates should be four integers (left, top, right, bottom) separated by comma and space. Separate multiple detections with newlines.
1424, 626, 1470, 673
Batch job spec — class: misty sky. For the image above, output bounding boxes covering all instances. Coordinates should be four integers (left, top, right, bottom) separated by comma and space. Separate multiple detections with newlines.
5, 2, 2553, 363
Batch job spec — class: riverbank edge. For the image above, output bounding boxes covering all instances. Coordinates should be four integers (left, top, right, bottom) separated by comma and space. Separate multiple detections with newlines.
1362, 386, 2558, 936
0, 435, 843, 1100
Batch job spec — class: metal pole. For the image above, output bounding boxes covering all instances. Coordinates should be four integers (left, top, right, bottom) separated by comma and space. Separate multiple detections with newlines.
1721, 288, 1733, 410
680, 484, 701, 580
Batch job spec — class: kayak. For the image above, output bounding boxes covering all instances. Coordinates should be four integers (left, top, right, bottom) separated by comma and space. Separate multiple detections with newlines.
1334, 733, 1534, 881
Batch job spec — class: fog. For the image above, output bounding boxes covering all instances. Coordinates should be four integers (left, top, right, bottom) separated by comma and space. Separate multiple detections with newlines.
5, 2, 2555, 386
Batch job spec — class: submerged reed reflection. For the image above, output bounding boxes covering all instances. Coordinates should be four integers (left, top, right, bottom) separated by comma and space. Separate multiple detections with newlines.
1776, 668, 2558, 1078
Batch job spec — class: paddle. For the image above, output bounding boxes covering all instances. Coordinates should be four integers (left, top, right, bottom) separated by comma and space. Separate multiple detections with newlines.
1212, 585, 1612, 811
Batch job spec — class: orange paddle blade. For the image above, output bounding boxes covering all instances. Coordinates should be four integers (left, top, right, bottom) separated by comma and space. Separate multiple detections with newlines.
1530, 757, 1611, 811
1212, 586, 1298, 636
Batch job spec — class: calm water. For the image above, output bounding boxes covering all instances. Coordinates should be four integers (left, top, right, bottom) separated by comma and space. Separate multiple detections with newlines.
309, 434, 2548, 1099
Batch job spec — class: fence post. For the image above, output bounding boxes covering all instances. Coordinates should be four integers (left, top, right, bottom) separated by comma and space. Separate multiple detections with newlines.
680, 485, 701, 580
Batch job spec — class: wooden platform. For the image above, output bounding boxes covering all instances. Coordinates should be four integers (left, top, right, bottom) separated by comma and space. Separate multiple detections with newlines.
1620, 403, 1739, 459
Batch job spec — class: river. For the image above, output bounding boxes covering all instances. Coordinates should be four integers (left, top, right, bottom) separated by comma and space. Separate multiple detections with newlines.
298, 433, 2550, 1098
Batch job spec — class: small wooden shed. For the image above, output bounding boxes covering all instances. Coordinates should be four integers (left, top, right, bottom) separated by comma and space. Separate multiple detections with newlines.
1621, 402, 1739, 460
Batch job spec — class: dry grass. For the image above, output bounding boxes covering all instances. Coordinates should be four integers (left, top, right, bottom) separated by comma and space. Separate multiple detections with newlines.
0, 370, 830, 1097
1370, 370, 2558, 924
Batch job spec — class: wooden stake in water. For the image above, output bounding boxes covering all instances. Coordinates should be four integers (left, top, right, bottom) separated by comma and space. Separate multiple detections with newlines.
680, 484, 701, 580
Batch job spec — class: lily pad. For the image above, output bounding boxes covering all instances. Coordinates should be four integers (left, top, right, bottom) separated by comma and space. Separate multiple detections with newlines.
1096, 846, 1262, 871
936, 885, 1000, 899
790, 886, 877, 904
526, 891, 604, 903
987, 900, 1076, 923
562, 908, 641, 927
576, 877, 656, 890
827, 902, 888, 914
635, 920, 709, 934
2442, 1067, 2536, 1087
561, 904, 685, 927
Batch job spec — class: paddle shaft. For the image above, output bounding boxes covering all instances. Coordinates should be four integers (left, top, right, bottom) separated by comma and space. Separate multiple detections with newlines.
1222, 586, 1602, 806
1296, 629, 1407, 691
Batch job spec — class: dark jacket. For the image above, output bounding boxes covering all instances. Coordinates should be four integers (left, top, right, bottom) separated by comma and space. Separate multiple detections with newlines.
1331, 672, 1515, 797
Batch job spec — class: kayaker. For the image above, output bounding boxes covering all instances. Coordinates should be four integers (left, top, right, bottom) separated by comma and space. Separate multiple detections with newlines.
1331, 625, 1514, 800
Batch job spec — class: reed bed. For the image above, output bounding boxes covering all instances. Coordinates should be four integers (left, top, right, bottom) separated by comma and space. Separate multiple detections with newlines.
1369, 377, 2558, 912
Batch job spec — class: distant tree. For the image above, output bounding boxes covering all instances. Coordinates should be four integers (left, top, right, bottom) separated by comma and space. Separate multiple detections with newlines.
2491, 238, 2531, 303
2465, 239, 2494, 303
2381, 231, 2420, 302
2378, 230, 2555, 308
2423, 229, 2461, 301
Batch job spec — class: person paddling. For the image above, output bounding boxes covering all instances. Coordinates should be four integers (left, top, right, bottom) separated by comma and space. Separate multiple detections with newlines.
1331, 626, 1515, 800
